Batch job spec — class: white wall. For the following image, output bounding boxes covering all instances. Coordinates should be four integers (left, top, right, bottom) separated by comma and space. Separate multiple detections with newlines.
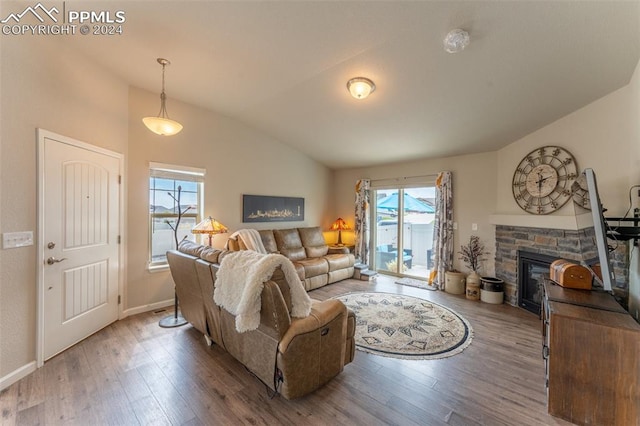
126, 87, 333, 311
333, 152, 498, 275
497, 59, 639, 319
0, 37, 129, 380
334, 59, 640, 285
496, 81, 635, 218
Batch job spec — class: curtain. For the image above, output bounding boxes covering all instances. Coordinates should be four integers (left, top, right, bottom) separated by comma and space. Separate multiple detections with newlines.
429, 171, 453, 290
354, 179, 370, 264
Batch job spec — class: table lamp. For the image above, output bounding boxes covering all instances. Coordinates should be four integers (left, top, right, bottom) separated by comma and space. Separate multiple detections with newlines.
330, 217, 351, 246
192, 216, 228, 246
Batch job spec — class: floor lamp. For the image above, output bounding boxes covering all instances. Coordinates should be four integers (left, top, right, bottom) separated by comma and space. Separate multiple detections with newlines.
159, 292, 188, 328
159, 216, 228, 328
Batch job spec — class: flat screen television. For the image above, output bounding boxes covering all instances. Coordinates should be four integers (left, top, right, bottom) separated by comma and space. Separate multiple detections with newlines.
572, 168, 615, 292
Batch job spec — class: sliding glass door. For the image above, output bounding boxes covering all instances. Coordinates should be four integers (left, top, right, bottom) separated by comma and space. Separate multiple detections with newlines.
373, 186, 435, 279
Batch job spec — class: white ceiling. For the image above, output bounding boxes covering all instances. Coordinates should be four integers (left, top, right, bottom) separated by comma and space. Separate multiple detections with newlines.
58, 1, 639, 169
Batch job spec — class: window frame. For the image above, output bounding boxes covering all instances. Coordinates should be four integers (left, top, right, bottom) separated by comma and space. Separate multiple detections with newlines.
148, 162, 205, 270
370, 177, 436, 279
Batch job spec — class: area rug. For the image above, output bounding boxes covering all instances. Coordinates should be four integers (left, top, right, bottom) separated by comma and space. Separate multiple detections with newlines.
334, 292, 473, 360
395, 277, 437, 291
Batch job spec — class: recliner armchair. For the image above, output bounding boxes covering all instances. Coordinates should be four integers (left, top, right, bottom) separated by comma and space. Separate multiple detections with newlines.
167, 240, 356, 400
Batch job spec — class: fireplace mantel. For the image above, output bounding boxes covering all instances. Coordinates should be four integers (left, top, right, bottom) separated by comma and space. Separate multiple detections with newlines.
489, 214, 579, 230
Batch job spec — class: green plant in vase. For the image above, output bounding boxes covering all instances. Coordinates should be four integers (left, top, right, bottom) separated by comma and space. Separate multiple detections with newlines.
458, 235, 488, 286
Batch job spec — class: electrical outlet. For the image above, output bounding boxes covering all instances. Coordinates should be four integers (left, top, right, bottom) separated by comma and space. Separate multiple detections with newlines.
2, 231, 33, 249
472, 223, 478, 231
453, 222, 458, 230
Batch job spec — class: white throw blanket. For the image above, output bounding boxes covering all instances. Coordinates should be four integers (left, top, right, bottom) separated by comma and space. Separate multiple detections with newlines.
225, 229, 267, 253
214, 250, 312, 332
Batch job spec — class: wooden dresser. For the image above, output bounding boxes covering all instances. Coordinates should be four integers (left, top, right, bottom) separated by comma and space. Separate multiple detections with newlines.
542, 280, 640, 426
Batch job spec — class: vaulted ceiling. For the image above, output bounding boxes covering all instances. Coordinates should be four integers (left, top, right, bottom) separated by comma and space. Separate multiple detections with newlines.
53, 1, 640, 168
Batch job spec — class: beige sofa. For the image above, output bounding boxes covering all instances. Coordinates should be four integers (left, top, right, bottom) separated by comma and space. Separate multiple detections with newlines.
227, 226, 355, 290
167, 240, 356, 400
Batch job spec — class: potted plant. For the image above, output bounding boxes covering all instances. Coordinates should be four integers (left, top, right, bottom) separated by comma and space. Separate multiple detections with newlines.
458, 235, 488, 292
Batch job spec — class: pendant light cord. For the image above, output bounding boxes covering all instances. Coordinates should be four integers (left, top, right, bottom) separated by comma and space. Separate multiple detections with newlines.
158, 61, 169, 119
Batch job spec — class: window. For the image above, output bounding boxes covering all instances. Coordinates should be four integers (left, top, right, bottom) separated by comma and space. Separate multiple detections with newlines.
149, 162, 205, 268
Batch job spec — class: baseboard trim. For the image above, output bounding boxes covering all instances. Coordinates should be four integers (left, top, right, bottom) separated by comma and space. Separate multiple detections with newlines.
0, 361, 37, 391
121, 299, 174, 319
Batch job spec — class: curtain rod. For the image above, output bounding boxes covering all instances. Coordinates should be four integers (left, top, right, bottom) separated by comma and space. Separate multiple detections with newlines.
370, 173, 438, 184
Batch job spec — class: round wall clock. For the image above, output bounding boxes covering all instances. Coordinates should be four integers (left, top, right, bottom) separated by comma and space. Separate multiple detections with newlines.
512, 146, 578, 215
571, 173, 591, 210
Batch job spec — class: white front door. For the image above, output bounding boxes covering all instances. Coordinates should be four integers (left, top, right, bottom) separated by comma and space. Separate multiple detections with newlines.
38, 130, 121, 361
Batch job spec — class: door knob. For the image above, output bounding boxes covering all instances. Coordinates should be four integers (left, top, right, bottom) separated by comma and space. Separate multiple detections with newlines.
46, 257, 67, 265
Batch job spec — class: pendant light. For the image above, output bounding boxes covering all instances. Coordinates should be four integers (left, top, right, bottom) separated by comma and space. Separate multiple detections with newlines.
143, 58, 183, 136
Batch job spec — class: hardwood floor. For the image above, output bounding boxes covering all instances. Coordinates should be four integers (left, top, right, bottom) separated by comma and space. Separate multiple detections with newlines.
1, 275, 574, 425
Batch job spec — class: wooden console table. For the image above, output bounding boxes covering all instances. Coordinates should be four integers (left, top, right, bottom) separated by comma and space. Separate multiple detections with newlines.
542, 279, 640, 425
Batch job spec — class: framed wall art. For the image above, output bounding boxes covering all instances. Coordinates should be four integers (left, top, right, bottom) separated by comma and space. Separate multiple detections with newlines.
242, 195, 305, 223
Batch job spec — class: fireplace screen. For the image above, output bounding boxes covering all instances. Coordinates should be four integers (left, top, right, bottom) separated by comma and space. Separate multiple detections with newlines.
518, 251, 556, 314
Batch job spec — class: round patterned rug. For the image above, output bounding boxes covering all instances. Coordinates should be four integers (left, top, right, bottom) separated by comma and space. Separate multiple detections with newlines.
334, 292, 473, 360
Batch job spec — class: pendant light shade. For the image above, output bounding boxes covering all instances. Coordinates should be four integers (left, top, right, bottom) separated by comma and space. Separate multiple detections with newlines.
142, 116, 183, 136
143, 58, 183, 136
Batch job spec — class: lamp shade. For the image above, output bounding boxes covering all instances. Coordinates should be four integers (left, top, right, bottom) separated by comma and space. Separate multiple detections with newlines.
330, 217, 351, 231
142, 116, 183, 136
192, 216, 228, 246
347, 77, 376, 100
330, 218, 350, 246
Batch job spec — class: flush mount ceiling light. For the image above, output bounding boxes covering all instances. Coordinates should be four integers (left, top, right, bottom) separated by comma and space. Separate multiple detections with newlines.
347, 77, 376, 100
443, 29, 470, 53
143, 58, 183, 136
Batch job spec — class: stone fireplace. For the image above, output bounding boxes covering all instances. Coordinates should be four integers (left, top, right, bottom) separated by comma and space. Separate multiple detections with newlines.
494, 225, 628, 307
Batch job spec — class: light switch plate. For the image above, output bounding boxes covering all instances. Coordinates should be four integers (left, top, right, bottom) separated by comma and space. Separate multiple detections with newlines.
3, 231, 34, 249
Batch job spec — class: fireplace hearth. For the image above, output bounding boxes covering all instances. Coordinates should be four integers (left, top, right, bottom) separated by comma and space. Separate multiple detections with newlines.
517, 250, 556, 314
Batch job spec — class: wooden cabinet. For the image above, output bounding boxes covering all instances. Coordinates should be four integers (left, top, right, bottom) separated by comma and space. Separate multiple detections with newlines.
542, 280, 640, 426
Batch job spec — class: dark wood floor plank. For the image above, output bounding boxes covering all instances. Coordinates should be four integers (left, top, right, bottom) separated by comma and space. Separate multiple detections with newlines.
15, 367, 45, 413
139, 333, 249, 424
0, 381, 19, 425
13, 402, 45, 426
1, 274, 576, 426
129, 395, 172, 426
136, 361, 198, 425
